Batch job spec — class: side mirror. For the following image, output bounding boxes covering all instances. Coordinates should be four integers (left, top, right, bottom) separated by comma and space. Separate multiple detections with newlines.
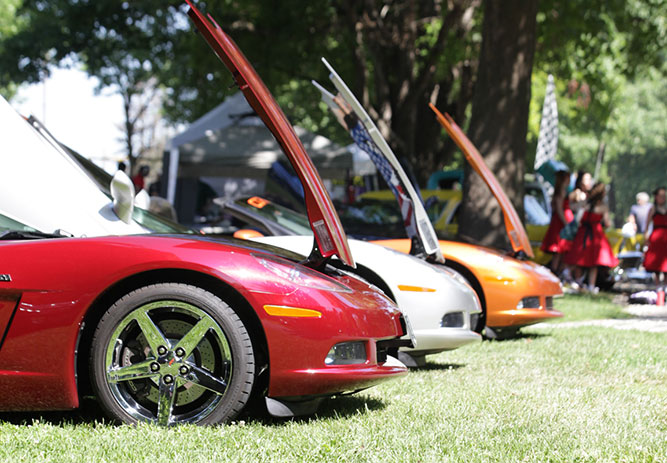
111, 171, 135, 224
135, 188, 151, 210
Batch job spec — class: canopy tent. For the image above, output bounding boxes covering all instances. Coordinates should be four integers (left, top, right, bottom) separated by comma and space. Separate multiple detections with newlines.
165, 92, 374, 204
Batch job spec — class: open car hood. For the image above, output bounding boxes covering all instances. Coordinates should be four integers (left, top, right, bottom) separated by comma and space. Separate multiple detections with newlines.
429, 104, 533, 258
313, 59, 444, 263
186, 1, 354, 267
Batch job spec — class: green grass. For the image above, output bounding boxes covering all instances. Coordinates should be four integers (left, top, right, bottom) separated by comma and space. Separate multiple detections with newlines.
1, 296, 665, 462
551, 293, 632, 322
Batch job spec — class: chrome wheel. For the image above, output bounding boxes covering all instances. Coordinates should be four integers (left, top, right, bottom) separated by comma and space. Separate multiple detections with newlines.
91, 284, 255, 425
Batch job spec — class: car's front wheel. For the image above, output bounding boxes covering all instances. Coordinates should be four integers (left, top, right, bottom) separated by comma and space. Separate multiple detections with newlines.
90, 283, 255, 425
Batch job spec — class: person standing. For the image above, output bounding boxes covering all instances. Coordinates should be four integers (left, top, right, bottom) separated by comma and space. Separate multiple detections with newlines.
540, 170, 573, 274
564, 182, 618, 292
644, 186, 667, 285
132, 165, 150, 192
568, 170, 593, 215
627, 191, 652, 234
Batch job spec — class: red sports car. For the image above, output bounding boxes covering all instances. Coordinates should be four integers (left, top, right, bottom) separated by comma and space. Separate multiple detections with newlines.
0, 3, 409, 426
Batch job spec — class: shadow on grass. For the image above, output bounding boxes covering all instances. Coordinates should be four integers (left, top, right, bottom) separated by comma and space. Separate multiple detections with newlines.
0, 395, 390, 428
0, 398, 108, 427
413, 362, 466, 372
484, 331, 551, 342
241, 395, 388, 426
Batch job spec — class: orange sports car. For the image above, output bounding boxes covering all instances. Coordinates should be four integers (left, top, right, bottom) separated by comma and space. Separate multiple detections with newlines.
365, 106, 562, 338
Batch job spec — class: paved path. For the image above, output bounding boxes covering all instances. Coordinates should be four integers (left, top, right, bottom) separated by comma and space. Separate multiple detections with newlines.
533, 305, 667, 333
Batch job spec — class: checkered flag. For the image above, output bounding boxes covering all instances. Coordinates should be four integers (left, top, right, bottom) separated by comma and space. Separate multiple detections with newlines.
534, 74, 559, 171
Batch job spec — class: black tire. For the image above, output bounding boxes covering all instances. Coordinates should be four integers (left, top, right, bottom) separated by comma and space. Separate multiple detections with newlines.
483, 326, 519, 341
90, 283, 255, 425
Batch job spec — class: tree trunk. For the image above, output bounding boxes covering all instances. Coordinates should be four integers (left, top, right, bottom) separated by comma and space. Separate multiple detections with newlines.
458, 0, 538, 250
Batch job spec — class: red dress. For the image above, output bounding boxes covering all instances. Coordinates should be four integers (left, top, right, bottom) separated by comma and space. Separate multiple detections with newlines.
644, 212, 667, 272
565, 211, 618, 268
540, 198, 574, 253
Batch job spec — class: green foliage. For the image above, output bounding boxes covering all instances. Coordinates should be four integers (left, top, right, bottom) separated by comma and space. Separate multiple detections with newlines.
0, 0, 663, 194
528, 66, 665, 222
0, 0, 25, 99
528, 0, 665, 221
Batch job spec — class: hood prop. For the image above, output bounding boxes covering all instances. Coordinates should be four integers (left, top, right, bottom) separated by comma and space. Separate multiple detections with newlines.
301, 238, 331, 271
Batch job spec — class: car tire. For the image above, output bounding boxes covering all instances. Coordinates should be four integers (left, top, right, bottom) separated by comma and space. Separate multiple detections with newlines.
483, 326, 519, 341
90, 283, 255, 425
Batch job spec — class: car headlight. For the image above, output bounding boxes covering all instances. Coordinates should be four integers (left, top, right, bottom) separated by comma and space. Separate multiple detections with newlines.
517, 296, 541, 309
253, 253, 352, 293
325, 342, 367, 365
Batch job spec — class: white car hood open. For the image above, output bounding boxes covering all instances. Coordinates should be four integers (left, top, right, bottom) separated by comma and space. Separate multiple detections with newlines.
313, 59, 444, 263
0, 96, 147, 237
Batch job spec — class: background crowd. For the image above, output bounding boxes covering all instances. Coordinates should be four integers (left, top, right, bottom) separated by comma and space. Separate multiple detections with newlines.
541, 170, 666, 292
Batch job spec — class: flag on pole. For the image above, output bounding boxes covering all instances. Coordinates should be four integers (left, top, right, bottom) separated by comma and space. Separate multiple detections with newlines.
534, 74, 559, 171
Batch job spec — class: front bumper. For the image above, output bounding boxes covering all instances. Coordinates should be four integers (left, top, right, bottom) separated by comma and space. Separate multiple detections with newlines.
489, 308, 563, 329
403, 327, 482, 354
269, 353, 408, 397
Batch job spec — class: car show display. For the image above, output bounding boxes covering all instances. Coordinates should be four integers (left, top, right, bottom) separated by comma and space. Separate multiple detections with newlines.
310, 62, 563, 338
0, 1, 415, 425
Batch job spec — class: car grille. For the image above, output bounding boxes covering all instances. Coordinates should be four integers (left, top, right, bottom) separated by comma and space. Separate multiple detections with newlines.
545, 296, 554, 310
376, 341, 389, 364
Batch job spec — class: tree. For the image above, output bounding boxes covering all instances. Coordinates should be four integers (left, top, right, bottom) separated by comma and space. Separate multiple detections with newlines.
2, 0, 663, 235
457, 0, 538, 250
154, 1, 485, 184
0, 0, 182, 173
528, 0, 666, 224
0, 0, 24, 99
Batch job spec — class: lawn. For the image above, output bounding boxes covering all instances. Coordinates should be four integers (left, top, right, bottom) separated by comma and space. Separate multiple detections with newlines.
551, 292, 632, 322
1, 295, 665, 462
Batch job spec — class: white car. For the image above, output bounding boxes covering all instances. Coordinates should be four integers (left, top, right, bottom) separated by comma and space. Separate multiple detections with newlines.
222, 197, 482, 365
1, 94, 481, 366
255, 235, 482, 365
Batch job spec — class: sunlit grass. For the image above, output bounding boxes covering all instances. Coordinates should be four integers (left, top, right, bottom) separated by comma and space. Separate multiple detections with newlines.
0, 296, 665, 462
552, 293, 631, 322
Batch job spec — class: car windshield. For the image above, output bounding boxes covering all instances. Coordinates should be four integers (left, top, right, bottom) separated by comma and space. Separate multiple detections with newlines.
0, 212, 63, 240
61, 145, 192, 234
337, 199, 407, 239
0, 212, 38, 233
236, 197, 313, 235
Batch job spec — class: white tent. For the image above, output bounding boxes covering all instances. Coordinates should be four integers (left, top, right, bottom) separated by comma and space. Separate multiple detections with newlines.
165, 92, 374, 203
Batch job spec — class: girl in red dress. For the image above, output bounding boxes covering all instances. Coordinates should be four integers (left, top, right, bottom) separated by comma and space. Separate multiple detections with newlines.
565, 182, 618, 292
540, 170, 573, 274
644, 186, 667, 284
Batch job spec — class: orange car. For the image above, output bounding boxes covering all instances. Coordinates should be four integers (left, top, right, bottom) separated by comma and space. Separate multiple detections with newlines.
369, 106, 562, 338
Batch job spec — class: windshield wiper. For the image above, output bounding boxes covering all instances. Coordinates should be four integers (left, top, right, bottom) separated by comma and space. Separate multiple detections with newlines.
0, 230, 65, 240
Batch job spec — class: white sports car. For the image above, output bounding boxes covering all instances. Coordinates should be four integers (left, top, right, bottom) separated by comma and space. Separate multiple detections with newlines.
256, 234, 482, 365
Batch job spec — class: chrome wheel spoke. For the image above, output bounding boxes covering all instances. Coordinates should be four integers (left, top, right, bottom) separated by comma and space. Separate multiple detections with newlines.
187, 364, 228, 395
156, 378, 178, 426
173, 318, 216, 358
102, 294, 240, 426
107, 359, 157, 383
131, 309, 169, 357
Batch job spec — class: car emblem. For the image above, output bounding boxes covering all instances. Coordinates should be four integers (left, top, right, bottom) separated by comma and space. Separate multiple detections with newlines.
0, 274, 11, 282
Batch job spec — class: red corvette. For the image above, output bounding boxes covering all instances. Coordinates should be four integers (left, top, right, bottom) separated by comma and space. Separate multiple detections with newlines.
0, 3, 409, 425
